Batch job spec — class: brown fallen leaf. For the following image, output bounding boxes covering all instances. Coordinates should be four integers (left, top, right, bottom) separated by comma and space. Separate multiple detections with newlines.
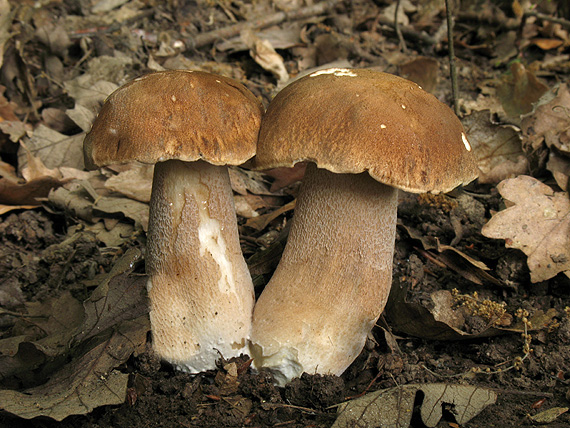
0, 317, 147, 421
481, 175, 570, 282
528, 407, 569, 424
398, 56, 439, 94
462, 110, 527, 184
496, 62, 548, 117
104, 163, 154, 203
245, 199, 295, 231
532, 38, 564, 50
74, 248, 147, 344
398, 221, 502, 287
547, 150, 570, 191
264, 163, 307, 192
521, 82, 570, 154
385, 283, 557, 340
333, 383, 497, 428
0, 292, 85, 381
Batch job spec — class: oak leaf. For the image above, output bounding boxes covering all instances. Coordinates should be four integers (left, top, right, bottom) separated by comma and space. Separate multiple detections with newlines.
482, 175, 570, 282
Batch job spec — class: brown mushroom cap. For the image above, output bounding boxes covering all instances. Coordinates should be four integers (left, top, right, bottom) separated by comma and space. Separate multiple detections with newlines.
84, 70, 263, 169
255, 68, 478, 193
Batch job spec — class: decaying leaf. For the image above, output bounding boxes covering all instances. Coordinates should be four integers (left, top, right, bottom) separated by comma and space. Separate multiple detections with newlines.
496, 62, 549, 117
462, 110, 527, 183
0, 248, 149, 421
386, 283, 557, 340
74, 248, 148, 344
228, 166, 274, 196
0, 0, 14, 70
245, 200, 295, 231
398, 56, 439, 94
333, 383, 497, 428
0, 292, 85, 380
17, 125, 85, 171
547, 150, 570, 191
104, 163, 154, 203
93, 195, 149, 231
481, 175, 570, 282
522, 82, 570, 154
0, 317, 147, 421
528, 407, 569, 424
242, 30, 289, 85
398, 221, 502, 287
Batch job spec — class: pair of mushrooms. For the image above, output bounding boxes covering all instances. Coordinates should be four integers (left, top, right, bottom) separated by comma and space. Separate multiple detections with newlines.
84, 68, 477, 385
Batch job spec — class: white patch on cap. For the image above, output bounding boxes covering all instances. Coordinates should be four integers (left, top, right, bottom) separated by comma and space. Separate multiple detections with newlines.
380, 124, 387, 129
309, 68, 358, 77
171, 95, 177, 102
401, 105, 406, 109
215, 79, 221, 83
461, 133, 472, 151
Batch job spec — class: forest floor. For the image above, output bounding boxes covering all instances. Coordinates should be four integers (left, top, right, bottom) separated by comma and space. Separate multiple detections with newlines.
0, 0, 570, 427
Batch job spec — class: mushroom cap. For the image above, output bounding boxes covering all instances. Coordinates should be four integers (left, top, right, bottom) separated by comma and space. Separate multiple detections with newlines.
83, 70, 263, 170
254, 68, 478, 193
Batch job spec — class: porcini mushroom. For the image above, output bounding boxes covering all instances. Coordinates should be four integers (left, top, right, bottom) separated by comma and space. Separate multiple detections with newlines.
83, 70, 263, 372
249, 68, 478, 385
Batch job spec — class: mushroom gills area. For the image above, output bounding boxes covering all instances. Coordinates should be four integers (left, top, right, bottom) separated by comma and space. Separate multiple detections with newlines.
146, 160, 254, 373
250, 164, 398, 385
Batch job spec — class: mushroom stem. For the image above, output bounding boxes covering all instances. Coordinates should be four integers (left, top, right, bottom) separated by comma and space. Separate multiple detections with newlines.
146, 159, 254, 372
250, 163, 398, 385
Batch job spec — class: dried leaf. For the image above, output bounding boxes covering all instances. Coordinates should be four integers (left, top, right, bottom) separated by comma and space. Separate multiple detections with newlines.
105, 163, 154, 203
93, 195, 149, 231
481, 175, 570, 282
74, 248, 148, 343
547, 150, 570, 191
497, 62, 549, 117
228, 167, 274, 195
462, 110, 527, 184
0, 292, 85, 380
386, 283, 555, 340
66, 104, 97, 133
234, 194, 262, 218
242, 30, 289, 85
245, 200, 295, 231
398, 222, 502, 287
0, 0, 14, 70
528, 407, 568, 424
264, 163, 307, 191
398, 56, 439, 94
522, 83, 570, 154
532, 38, 564, 50
18, 125, 85, 171
0, 175, 63, 205
333, 383, 497, 428
0, 317, 147, 421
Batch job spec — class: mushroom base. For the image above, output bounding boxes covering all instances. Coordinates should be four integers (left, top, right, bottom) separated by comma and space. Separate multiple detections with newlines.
250, 164, 398, 385
146, 160, 254, 372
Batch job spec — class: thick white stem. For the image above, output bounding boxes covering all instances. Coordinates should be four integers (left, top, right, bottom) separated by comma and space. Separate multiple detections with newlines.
146, 160, 254, 372
250, 164, 398, 385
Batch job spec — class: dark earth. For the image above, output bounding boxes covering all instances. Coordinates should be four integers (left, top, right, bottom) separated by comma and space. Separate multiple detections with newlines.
1, 0, 570, 427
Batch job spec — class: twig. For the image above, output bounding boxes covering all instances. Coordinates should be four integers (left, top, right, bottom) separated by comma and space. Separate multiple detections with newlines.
185, 0, 341, 49
394, 0, 407, 52
69, 9, 156, 39
456, 11, 519, 30
444, 0, 459, 115
374, 16, 436, 45
524, 11, 570, 29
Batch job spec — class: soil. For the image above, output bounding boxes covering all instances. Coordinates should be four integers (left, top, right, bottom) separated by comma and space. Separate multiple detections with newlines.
1, 0, 570, 427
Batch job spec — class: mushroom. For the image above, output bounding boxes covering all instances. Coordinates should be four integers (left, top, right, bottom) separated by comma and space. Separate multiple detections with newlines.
83, 70, 263, 372
249, 68, 478, 385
